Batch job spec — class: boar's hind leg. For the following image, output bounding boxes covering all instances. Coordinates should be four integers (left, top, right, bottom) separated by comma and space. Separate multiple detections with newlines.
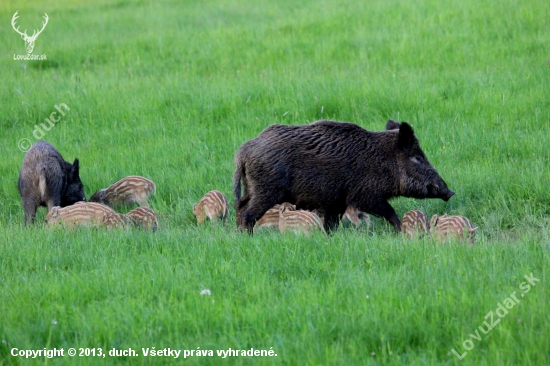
22, 197, 40, 225
235, 195, 250, 230
371, 201, 401, 232
46, 179, 63, 207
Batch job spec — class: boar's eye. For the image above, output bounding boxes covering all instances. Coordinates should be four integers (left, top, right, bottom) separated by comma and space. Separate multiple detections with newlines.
410, 156, 423, 164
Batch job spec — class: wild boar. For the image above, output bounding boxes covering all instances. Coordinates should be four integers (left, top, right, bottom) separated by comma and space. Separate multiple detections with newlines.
193, 190, 229, 224
125, 207, 159, 232
90, 176, 155, 208
45, 202, 124, 228
430, 214, 477, 244
278, 202, 326, 234
234, 120, 454, 233
401, 210, 429, 239
18, 141, 85, 225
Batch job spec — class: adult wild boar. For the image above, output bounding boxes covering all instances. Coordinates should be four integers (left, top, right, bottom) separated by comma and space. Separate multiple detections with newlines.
18, 141, 85, 225
234, 120, 454, 233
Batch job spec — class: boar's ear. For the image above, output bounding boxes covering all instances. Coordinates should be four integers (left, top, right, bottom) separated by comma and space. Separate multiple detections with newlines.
386, 120, 401, 130
397, 122, 415, 150
69, 159, 80, 179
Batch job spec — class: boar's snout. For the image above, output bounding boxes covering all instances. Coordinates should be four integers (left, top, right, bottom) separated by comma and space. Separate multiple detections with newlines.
443, 188, 455, 201
427, 183, 455, 201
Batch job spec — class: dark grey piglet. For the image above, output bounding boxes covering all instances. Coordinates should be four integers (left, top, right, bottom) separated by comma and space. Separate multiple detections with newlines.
18, 141, 85, 225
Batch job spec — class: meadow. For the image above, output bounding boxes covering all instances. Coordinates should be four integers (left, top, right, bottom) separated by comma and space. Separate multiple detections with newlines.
0, 0, 549, 364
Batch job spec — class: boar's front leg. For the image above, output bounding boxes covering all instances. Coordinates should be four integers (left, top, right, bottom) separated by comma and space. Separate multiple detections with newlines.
370, 200, 401, 232
323, 212, 340, 233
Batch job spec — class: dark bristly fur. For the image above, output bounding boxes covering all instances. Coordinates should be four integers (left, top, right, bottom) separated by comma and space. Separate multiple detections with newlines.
401, 209, 429, 238
234, 120, 454, 233
18, 141, 85, 225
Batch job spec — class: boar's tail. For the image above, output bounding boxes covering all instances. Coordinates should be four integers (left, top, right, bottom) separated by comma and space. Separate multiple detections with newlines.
38, 167, 47, 201
233, 159, 245, 209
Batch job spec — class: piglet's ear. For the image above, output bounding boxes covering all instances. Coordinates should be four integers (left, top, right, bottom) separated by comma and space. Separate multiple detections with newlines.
397, 122, 415, 150
386, 120, 401, 130
429, 214, 439, 228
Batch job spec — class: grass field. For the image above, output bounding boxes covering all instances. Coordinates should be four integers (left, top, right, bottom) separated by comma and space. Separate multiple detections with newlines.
1, 0, 549, 364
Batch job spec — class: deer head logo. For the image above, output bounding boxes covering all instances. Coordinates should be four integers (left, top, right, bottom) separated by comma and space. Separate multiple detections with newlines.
11, 11, 49, 54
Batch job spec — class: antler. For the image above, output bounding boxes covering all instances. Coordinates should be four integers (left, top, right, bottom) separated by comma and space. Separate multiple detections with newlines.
11, 11, 28, 38
12, 11, 49, 53
11, 12, 48, 41
28, 13, 48, 41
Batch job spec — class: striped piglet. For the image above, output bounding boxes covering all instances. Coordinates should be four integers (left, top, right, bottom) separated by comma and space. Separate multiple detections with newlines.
430, 214, 477, 244
193, 190, 229, 224
341, 207, 371, 228
253, 204, 281, 232
125, 207, 159, 232
278, 202, 326, 235
401, 210, 429, 239
90, 176, 156, 208
46, 202, 127, 229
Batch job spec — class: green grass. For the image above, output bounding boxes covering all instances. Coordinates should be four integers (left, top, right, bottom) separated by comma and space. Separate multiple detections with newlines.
1, 0, 549, 364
